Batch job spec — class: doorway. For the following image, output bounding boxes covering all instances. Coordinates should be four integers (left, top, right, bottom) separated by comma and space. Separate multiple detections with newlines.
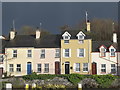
65, 62, 70, 74
27, 62, 32, 75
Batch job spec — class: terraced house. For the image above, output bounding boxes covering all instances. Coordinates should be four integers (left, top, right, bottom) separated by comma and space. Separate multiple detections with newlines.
61, 21, 92, 74
3, 29, 61, 76
91, 32, 119, 75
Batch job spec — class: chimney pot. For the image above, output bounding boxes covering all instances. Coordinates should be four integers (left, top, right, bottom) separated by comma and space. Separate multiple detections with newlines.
113, 33, 117, 43
36, 30, 41, 39
10, 30, 16, 40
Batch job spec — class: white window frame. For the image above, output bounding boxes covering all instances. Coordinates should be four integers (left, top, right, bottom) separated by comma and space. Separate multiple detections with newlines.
40, 49, 45, 58
110, 49, 115, 57
75, 63, 80, 72
37, 64, 42, 73
55, 49, 60, 58
63, 49, 71, 58
111, 64, 116, 73
77, 49, 85, 57
83, 63, 88, 72
9, 64, 14, 72
13, 50, 17, 58
101, 64, 106, 73
27, 50, 32, 58
44, 63, 49, 73
64, 40, 69, 44
16, 64, 21, 72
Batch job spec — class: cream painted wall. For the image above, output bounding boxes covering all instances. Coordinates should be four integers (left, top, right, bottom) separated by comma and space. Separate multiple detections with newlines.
61, 39, 92, 74
92, 52, 118, 75
33, 48, 60, 74
4, 47, 34, 76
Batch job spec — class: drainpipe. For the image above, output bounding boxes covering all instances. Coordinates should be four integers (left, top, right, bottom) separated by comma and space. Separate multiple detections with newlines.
88, 39, 90, 75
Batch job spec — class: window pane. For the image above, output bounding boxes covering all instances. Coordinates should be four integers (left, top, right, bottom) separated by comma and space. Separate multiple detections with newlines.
37, 64, 41, 72
76, 63, 80, 71
44, 64, 49, 73
79, 49, 84, 57
64, 40, 69, 43
83, 63, 88, 71
65, 49, 69, 57
40, 49, 45, 58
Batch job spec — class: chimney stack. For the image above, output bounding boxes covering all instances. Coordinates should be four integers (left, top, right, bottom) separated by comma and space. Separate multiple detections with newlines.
113, 32, 117, 43
10, 29, 16, 40
87, 20, 90, 32
36, 28, 41, 39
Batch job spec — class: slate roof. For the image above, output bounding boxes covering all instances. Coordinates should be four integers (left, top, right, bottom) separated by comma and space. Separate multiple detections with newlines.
6, 34, 61, 48
6, 35, 36, 47
61, 30, 91, 39
92, 41, 119, 52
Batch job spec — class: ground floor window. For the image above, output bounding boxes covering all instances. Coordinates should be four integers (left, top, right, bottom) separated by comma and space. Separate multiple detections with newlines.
111, 64, 116, 73
37, 64, 42, 73
83, 63, 88, 72
44, 63, 49, 73
75, 63, 80, 72
16, 64, 21, 72
9, 64, 14, 72
101, 64, 106, 73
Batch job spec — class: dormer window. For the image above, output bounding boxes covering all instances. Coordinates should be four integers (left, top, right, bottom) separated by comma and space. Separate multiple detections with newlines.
78, 35, 84, 40
100, 48, 106, 57
109, 45, 116, 57
76, 31, 85, 41
62, 31, 71, 44
110, 49, 115, 56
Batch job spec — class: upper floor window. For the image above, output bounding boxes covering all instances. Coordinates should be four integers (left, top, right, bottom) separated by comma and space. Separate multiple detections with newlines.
55, 49, 60, 58
13, 50, 17, 58
64, 49, 70, 57
16, 64, 21, 72
40, 49, 45, 59
110, 49, 115, 57
27, 50, 32, 58
101, 64, 106, 73
100, 48, 106, 57
78, 49, 84, 57
9, 64, 14, 72
83, 63, 88, 72
64, 40, 69, 44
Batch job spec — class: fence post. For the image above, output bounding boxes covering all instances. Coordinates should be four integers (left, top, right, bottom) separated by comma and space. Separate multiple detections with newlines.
25, 84, 29, 89
78, 83, 82, 90
32, 83, 36, 88
6, 83, 12, 90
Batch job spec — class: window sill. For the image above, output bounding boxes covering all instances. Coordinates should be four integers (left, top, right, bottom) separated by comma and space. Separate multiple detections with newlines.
63, 57, 70, 58
44, 72, 49, 73
83, 71, 88, 72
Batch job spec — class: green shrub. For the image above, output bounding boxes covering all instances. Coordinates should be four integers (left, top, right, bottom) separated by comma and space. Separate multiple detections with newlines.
22, 73, 118, 88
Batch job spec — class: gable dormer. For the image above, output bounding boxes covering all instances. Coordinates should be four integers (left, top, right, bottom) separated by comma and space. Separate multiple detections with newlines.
109, 45, 116, 57
99, 45, 107, 57
62, 31, 71, 40
76, 31, 86, 40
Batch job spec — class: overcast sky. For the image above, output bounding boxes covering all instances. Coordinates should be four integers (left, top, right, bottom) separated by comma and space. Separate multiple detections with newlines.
2, 2, 118, 35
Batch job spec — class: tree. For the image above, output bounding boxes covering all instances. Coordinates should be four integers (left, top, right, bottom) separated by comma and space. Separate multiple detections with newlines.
18, 25, 51, 36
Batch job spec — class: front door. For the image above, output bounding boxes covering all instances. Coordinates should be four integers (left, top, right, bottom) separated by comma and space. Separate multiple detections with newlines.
55, 62, 60, 74
27, 62, 32, 75
92, 62, 97, 75
65, 62, 70, 74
